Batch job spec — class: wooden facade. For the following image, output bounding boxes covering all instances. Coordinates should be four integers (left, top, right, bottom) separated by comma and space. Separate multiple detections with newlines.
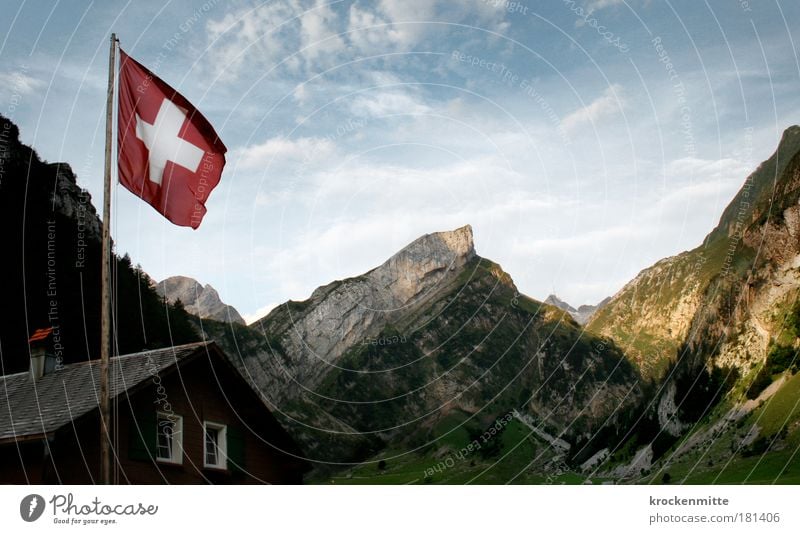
0, 342, 308, 484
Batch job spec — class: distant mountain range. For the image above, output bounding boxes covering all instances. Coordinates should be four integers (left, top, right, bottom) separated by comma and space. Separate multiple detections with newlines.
544, 294, 611, 325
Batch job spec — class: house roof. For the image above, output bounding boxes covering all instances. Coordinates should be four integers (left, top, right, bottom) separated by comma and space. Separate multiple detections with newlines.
0, 341, 212, 443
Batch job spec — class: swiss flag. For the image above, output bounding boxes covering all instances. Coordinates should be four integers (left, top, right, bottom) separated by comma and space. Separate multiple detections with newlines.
117, 49, 226, 229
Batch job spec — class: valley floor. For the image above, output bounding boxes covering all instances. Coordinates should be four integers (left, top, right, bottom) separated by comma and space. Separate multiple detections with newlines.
314, 372, 800, 485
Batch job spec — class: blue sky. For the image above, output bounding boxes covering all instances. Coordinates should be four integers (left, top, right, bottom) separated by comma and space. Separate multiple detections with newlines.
2, 0, 799, 322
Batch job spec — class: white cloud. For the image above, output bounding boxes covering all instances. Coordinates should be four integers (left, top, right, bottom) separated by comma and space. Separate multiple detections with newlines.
243, 302, 279, 324
205, 0, 346, 78
298, 0, 346, 63
562, 84, 625, 133
204, 0, 511, 81
233, 136, 336, 170
347, 0, 509, 54
513, 224, 652, 256
586, 0, 627, 10
347, 1, 422, 53
0, 71, 44, 96
350, 90, 432, 117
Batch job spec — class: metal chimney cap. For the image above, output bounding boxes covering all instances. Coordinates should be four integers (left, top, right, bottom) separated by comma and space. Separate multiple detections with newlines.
29, 327, 54, 344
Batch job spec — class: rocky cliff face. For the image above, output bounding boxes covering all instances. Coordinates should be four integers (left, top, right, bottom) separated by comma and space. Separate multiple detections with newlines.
214, 225, 641, 467
157, 276, 245, 325
249, 225, 477, 397
587, 250, 711, 378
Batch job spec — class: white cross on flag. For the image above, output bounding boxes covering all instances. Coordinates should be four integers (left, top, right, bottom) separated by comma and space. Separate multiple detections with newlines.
117, 49, 226, 229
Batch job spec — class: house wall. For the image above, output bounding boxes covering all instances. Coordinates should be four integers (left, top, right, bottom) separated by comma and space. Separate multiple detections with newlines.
0, 440, 48, 483
1, 353, 307, 484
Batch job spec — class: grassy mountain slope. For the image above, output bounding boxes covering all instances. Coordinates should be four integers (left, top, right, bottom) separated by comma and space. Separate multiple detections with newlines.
586, 126, 800, 483
588, 126, 800, 380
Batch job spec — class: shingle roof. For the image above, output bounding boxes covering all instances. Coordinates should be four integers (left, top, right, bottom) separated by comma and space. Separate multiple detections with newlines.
0, 341, 212, 443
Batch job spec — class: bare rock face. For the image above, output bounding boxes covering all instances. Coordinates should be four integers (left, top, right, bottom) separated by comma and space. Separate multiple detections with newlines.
253, 225, 477, 399
370, 223, 476, 305
50, 163, 102, 241
157, 276, 245, 325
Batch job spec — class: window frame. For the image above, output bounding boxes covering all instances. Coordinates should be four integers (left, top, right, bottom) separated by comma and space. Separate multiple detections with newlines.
155, 412, 183, 465
203, 421, 228, 470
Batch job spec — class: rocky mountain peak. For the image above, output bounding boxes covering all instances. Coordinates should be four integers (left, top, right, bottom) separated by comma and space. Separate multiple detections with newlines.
156, 276, 245, 325
434, 224, 476, 257
367, 224, 476, 302
250, 225, 484, 399
709, 124, 800, 242
544, 294, 576, 313
781, 124, 800, 141
386, 224, 475, 267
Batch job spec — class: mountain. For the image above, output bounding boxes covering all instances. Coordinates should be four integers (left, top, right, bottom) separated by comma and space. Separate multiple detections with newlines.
213, 225, 643, 477
545, 294, 610, 325
157, 276, 245, 325
586, 126, 800, 483
0, 115, 199, 374
588, 126, 800, 380
7, 107, 798, 483
231, 126, 800, 483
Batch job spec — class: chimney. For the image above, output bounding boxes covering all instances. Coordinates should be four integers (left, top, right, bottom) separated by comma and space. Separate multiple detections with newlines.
28, 327, 54, 380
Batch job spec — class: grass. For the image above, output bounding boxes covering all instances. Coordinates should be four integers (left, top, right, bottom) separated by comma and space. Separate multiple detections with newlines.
680, 449, 800, 484
647, 371, 800, 485
755, 371, 800, 439
318, 370, 800, 485
320, 413, 617, 485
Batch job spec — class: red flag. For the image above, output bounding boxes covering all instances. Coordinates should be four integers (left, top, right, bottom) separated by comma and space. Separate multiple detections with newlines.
117, 49, 226, 229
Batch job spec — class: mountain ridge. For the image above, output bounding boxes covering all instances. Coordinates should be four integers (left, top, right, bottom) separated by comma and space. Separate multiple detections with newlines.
157, 275, 246, 325
588, 125, 800, 379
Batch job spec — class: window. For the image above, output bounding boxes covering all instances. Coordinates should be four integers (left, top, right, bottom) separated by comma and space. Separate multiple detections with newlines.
155, 413, 182, 464
203, 422, 227, 469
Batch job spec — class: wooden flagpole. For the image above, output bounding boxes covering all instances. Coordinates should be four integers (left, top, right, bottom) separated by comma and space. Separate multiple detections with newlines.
100, 32, 117, 486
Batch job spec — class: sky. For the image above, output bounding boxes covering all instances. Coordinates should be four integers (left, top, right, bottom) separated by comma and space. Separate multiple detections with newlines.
1, 0, 799, 323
